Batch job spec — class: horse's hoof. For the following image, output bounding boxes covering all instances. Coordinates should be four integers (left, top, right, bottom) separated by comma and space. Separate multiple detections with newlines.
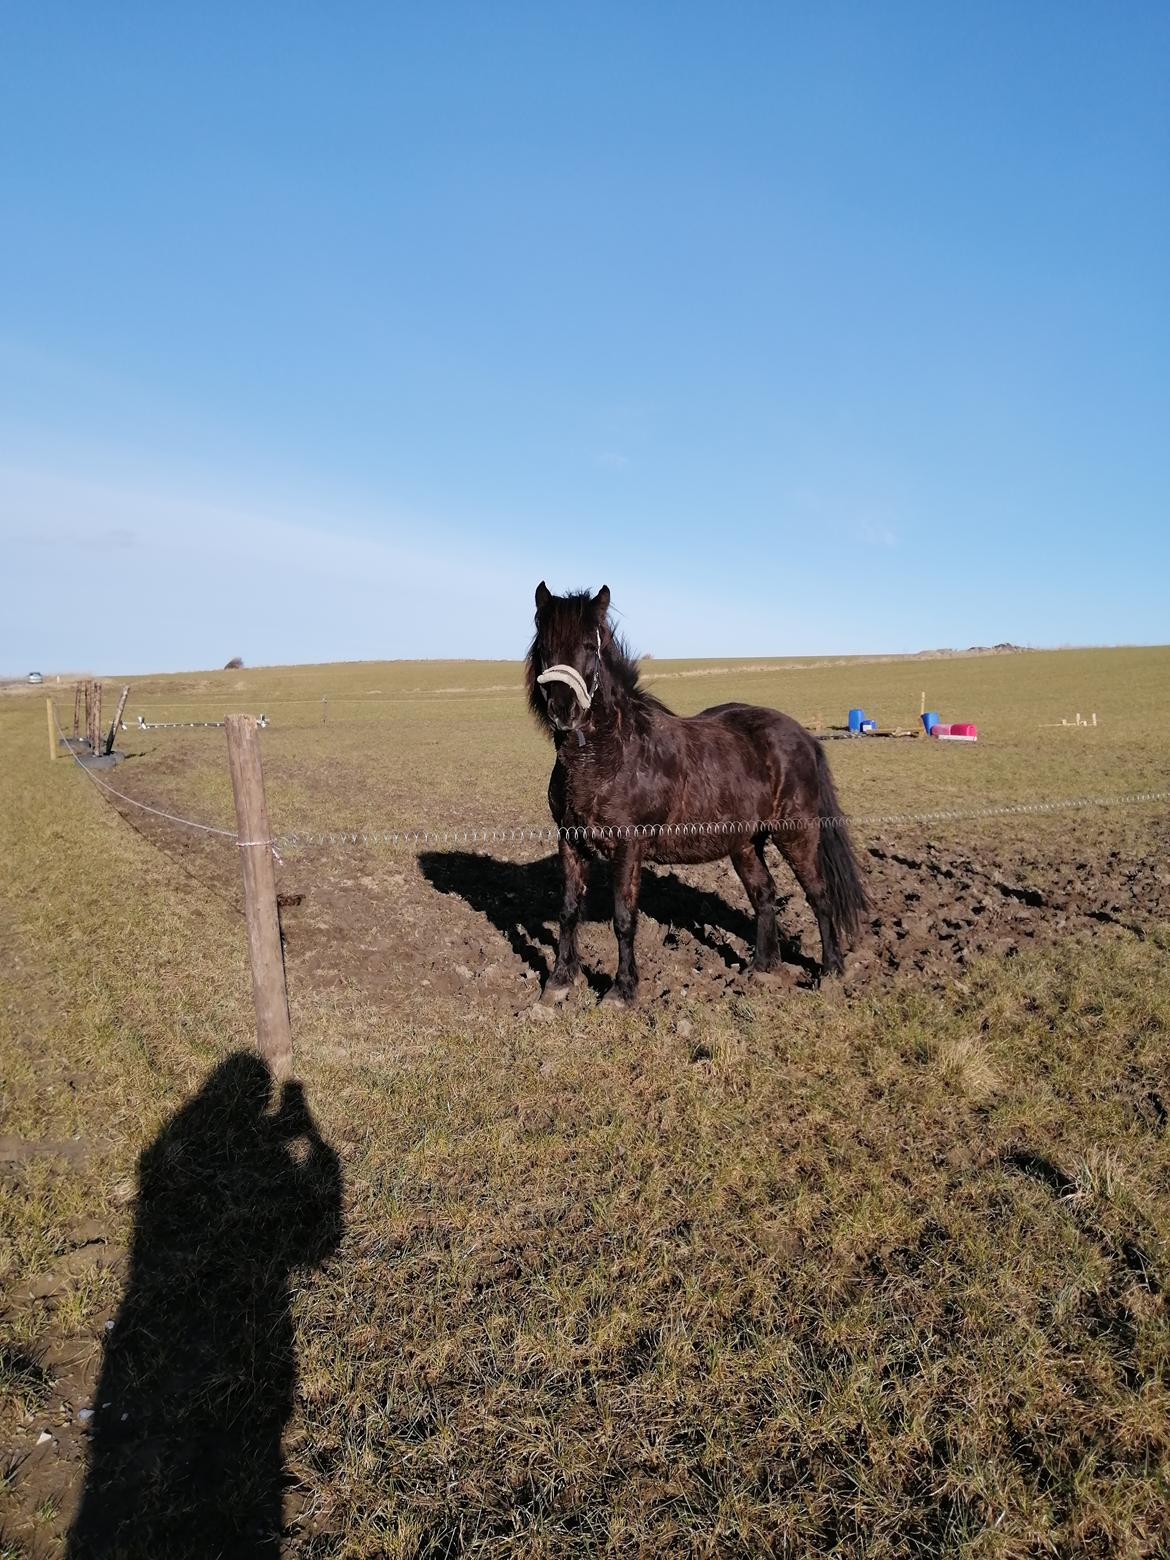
601, 987, 632, 1009
748, 965, 787, 986
540, 982, 574, 1007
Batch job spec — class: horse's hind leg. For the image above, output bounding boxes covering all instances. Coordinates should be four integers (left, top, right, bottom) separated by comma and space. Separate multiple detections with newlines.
604, 845, 644, 1006
777, 826, 843, 979
544, 839, 586, 1003
730, 841, 782, 974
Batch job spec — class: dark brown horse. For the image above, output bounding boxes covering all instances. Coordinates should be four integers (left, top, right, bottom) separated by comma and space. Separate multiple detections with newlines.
526, 582, 869, 1004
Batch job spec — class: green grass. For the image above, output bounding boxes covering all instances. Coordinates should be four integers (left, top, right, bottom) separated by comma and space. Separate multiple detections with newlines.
2, 646, 1169, 1557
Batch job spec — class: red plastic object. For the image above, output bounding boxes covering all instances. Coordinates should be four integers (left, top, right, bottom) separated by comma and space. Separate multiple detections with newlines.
951, 723, 977, 738
929, 723, 952, 737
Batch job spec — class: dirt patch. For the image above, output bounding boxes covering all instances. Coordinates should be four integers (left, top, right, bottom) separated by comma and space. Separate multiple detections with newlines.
0, 1136, 92, 1169
0, 1223, 123, 1554
92, 783, 1170, 1028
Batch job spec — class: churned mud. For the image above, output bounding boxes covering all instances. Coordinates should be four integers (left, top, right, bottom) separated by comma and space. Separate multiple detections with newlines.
104, 783, 1170, 1027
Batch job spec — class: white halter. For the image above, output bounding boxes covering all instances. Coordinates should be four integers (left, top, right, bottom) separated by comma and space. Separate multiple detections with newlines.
536, 629, 602, 712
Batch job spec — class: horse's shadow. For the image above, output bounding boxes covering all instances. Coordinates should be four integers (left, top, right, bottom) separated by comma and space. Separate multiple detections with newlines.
418, 851, 819, 987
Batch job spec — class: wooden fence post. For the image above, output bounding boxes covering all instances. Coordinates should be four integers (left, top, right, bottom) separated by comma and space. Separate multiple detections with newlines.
90, 683, 103, 759
105, 685, 131, 755
83, 681, 92, 749
72, 682, 82, 739
225, 713, 293, 1081
46, 698, 57, 762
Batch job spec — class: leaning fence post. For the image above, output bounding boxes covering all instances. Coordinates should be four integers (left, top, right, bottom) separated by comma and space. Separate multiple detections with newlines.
105, 685, 130, 755
46, 698, 57, 762
72, 682, 82, 739
225, 713, 293, 1081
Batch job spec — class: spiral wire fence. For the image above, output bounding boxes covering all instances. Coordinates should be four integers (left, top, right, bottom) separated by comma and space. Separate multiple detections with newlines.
51, 706, 1168, 859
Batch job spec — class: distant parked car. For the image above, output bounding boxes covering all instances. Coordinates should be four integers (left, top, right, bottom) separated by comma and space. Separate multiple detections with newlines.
27, 672, 43, 685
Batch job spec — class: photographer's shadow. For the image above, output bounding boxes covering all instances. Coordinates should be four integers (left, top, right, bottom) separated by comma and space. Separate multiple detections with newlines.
69, 1053, 343, 1559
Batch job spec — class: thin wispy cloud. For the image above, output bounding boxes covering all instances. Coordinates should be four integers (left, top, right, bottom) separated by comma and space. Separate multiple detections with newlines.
1, 456, 796, 672
0, 460, 525, 671
857, 520, 899, 549
788, 488, 900, 551
13, 524, 137, 549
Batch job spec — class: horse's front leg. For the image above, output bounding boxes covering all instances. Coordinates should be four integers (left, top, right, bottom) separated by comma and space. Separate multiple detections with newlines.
604, 845, 644, 1006
543, 838, 587, 1004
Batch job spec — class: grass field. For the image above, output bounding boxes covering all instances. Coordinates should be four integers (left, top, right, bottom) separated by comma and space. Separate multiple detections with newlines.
2, 645, 1169, 1557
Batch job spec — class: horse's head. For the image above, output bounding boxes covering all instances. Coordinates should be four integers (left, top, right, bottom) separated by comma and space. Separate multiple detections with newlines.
527, 582, 611, 736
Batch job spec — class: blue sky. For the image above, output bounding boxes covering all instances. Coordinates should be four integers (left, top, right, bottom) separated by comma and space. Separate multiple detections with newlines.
2, 3, 1167, 673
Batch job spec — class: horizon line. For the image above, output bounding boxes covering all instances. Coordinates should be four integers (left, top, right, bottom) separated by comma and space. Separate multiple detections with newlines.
4, 640, 1169, 685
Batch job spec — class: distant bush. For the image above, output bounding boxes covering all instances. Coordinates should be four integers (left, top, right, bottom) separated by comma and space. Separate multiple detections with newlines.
224, 656, 244, 670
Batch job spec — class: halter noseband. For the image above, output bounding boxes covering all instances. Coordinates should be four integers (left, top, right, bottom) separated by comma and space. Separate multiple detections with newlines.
536, 629, 602, 712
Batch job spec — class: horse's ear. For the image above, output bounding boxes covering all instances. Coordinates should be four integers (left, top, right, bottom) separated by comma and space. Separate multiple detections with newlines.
535, 581, 552, 611
592, 585, 610, 618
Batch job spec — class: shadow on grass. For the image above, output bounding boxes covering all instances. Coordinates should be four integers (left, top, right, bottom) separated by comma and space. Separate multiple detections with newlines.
418, 850, 819, 983
68, 1053, 343, 1559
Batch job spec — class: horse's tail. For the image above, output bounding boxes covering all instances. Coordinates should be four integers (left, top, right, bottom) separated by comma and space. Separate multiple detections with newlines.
814, 744, 869, 945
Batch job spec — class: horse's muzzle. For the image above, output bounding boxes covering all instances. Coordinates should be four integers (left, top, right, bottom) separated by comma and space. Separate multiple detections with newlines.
536, 663, 593, 712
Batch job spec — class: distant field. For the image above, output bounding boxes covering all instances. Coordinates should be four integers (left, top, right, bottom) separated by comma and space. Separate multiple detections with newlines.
2, 644, 1169, 1557
57, 641, 1170, 831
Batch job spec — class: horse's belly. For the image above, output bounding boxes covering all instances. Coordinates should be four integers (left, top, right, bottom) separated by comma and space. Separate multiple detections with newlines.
647, 831, 742, 867
563, 822, 732, 866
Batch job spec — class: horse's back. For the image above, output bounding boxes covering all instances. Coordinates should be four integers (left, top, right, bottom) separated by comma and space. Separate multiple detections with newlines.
689, 700, 821, 799
692, 700, 812, 748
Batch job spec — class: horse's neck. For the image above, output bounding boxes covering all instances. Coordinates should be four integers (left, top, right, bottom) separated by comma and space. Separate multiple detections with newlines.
556, 692, 627, 779
591, 682, 634, 743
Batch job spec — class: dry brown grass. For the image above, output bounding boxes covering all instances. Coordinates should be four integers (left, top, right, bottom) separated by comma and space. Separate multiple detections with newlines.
2, 646, 1169, 1557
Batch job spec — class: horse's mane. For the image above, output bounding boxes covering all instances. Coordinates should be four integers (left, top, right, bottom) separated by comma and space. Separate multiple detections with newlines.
601, 629, 672, 732
525, 590, 670, 735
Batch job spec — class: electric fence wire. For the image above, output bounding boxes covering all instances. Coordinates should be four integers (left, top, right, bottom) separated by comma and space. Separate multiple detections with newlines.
49, 708, 1169, 855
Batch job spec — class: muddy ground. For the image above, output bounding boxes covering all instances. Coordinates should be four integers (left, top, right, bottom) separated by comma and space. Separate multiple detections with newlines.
108, 784, 1170, 1028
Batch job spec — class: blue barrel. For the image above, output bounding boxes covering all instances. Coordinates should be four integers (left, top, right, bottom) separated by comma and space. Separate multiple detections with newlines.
848, 707, 865, 732
921, 711, 939, 733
